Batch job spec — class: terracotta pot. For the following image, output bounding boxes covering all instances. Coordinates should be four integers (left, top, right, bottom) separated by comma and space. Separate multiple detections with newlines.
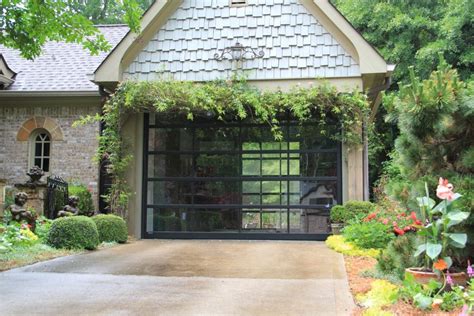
331, 223, 344, 235
405, 267, 467, 286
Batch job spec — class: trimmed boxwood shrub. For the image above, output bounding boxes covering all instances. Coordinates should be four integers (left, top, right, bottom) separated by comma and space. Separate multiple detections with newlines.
330, 205, 349, 224
92, 214, 128, 243
344, 200, 376, 222
47, 216, 99, 250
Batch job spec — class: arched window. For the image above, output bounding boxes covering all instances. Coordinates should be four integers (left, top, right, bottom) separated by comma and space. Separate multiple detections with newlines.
30, 129, 51, 172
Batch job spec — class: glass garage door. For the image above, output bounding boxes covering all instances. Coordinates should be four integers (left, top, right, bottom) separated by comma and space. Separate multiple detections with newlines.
143, 113, 341, 239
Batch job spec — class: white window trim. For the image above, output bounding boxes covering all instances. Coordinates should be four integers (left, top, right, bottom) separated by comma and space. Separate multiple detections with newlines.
29, 129, 52, 173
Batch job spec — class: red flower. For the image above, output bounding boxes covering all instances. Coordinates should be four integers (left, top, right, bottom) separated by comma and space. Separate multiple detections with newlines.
410, 212, 417, 220
403, 226, 412, 232
415, 220, 422, 225
367, 213, 377, 220
401, 212, 406, 216
394, 228, 405, 236
382, 218, 389, 225
436, 177, 455, 201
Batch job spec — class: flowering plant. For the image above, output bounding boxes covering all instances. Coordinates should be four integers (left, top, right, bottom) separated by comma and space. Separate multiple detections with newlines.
363, 209, 422, 236
414, 178, 470, 271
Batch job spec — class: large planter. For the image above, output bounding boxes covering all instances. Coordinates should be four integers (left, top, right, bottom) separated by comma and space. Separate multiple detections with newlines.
405, 267, 468, 286
331, 223, 344, 235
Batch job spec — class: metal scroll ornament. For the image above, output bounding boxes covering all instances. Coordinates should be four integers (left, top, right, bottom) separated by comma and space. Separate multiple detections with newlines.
214, 42, 264, 61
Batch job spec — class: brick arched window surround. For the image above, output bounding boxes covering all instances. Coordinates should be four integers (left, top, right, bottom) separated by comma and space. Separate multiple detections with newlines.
16, 116, 64, 141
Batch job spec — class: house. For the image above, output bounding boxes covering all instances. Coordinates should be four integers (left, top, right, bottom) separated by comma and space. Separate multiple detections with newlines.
0, 0, 394, 240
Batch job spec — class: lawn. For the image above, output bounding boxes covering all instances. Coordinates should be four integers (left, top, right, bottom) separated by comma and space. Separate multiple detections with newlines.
0, 243, 80, 271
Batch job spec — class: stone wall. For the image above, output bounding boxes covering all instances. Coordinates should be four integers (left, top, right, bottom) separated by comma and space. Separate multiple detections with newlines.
0, 98, 101, 209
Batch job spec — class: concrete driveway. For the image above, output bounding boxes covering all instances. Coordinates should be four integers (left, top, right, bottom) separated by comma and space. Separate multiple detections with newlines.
0, 240, 354, 315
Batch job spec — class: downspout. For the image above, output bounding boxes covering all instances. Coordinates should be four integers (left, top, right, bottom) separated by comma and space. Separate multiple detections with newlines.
363, 76, 392, 201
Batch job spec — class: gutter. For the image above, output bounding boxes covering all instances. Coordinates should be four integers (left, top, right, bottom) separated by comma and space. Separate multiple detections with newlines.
0, 90, 101, 97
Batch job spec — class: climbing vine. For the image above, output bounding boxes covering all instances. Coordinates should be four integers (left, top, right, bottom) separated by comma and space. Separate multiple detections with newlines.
76, 78, 370, 217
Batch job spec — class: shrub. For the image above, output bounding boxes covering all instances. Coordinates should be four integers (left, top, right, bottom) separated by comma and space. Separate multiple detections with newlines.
68, 183, 94, 215
377, 233, 420, 279
330, 205, 348, 223
47, 216, 99, 250
92, 214, 128, 243
344, 200, 376, 222
343, 221, 394, 249
325, 235, 380, 258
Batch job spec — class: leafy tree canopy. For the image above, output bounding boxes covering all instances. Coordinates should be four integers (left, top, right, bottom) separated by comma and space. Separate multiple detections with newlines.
0, 0, 147, 60
332, 0, 474, 84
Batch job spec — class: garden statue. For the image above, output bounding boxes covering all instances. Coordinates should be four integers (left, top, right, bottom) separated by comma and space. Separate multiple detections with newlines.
7, 192, 37, 231
26, 166, 45, 184
57, 196, 80, 217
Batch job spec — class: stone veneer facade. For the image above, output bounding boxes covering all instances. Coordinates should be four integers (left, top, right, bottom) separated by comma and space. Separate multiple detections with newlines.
0, 99, 101, 209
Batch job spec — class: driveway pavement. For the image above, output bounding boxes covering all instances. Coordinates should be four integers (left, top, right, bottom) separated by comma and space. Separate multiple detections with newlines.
0, 240, 354, 315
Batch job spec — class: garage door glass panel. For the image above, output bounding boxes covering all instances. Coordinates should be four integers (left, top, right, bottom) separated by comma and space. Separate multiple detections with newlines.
145, 116, 341, 237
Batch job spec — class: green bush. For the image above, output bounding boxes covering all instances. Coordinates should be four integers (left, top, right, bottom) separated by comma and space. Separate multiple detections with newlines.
376, 233, 420, 279
343, 221, 394, 249
344, 200, 376, 222
47, 216, 99, 250
92, 214, 128, 243
330, 205, 348, 223
68, 183, 94, 215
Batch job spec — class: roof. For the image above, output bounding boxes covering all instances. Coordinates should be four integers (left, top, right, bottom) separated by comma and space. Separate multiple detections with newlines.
123, 0, 360, 81
0, 25, 128, 92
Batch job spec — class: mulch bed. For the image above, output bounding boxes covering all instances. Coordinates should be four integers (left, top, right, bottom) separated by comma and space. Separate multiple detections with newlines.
343, 255, 462, 316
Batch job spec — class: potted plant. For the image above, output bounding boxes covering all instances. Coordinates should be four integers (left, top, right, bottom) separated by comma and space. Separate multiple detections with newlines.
330, 205, 347, 234
406, 178, 470, 285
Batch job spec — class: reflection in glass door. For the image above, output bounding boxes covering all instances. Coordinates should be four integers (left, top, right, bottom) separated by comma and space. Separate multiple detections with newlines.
143, 114, 341, 238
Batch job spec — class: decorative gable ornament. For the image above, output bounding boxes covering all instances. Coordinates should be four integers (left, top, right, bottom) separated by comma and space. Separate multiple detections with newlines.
214, 42, 265, 61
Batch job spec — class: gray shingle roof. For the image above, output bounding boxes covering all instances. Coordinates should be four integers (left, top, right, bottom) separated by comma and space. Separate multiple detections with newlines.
0, 25, 129, 92
123, 0, 360, 82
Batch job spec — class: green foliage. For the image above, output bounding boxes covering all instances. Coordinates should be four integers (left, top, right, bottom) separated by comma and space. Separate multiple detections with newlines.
325, 235, 380, 257
439, 287, 465, 311
400, 272, 468, 311
343, 221, 395, 249
0, 0, 143, 60
356, 280, 399, 309
333, 0, 474, 83
76, 78, 369, 214
47, 216, 99, 250
385, 60, 474, 178
413, 183, 469, 270
329, 205, 348, 224
34, 217, 53, 242
72, 0, 152, 25
69, 183, 95, 215
377, 233, 420, 279
92, 214, 128, 243
344, 200, 376, 222
0, 222, 38, 252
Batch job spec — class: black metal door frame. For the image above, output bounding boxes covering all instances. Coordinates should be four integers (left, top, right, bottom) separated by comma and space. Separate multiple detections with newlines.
141, 113, 341, 240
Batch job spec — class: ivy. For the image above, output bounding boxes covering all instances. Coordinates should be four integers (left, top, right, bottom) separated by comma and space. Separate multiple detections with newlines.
76, 78, 370, 216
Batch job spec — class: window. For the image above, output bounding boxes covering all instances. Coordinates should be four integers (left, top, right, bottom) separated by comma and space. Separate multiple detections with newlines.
31, 130, 51, 172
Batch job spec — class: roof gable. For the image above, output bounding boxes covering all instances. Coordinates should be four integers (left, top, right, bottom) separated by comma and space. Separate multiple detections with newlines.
94, 0, 390, 84
123, 0, 360, 81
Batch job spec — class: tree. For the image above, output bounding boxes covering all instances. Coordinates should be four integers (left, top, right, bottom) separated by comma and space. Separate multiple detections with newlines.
332, 0, 474, 84
71, 0, 153, 25
0, 0, 144, 60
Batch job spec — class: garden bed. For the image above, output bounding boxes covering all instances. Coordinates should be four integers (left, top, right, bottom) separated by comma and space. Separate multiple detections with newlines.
344, 254, 463, 315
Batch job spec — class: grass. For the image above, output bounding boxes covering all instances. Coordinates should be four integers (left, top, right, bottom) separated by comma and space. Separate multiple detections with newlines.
0, 243, 81, 271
